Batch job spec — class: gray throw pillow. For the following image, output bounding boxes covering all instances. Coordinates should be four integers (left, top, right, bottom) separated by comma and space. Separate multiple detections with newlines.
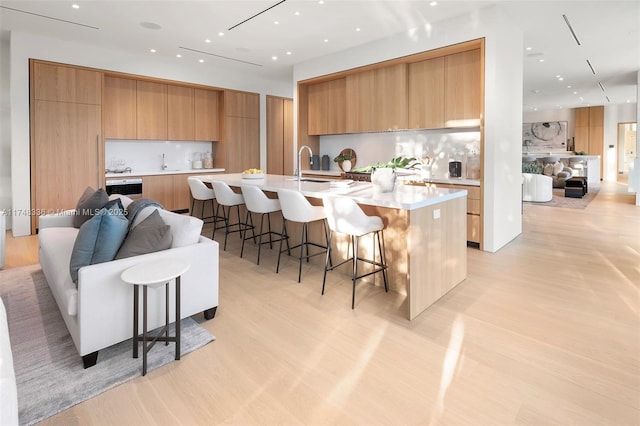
73, 186, 109, 228
115, 209, 172, 260
69, 202, 128, 284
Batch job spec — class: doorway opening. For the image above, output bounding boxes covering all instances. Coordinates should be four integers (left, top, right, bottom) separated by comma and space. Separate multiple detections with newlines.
617, 122, 636, 184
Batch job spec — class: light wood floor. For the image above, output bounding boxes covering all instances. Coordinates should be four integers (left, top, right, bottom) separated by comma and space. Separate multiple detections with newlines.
3, 182, 639, 425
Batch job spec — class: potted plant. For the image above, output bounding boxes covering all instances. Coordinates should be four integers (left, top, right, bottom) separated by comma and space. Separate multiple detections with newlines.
333, 153, 353, 172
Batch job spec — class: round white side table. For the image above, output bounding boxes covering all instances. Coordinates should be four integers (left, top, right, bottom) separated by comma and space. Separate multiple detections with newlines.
121, 258, 190, 376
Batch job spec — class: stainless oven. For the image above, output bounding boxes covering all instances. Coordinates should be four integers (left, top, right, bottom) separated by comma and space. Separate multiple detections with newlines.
105, 178, 143, 199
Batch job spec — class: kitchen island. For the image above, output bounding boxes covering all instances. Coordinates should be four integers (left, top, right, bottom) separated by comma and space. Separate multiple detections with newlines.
197, 173, 468, 320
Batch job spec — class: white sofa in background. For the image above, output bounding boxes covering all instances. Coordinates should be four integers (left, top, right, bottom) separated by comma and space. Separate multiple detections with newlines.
522, 173, 553, 202
38, 202, 219, 368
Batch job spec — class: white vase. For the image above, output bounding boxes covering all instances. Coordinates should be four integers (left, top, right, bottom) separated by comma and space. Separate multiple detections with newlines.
371, 167, 396, 193
342, 159, 352, 172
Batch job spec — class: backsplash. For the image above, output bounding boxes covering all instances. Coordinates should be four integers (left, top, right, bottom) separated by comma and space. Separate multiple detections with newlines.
319, 128, 481, 179
105, 140, 215, 172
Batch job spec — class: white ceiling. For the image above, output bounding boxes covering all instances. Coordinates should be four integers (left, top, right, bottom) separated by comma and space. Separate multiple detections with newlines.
1, 0, 638, 112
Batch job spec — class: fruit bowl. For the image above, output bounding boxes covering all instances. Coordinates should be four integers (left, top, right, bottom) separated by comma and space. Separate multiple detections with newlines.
242, 169, 265, 179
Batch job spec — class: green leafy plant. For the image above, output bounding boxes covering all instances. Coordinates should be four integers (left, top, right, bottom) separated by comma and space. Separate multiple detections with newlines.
352, 156, 419, 172
333, 153, 352, 163
522, 162, 542, 174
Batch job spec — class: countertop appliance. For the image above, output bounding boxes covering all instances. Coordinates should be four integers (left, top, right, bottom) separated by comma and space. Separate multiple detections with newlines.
105, 178, 143, 199
449, 161, 462, 178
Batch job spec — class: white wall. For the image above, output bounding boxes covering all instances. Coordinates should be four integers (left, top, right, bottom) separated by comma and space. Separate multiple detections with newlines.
0, 35, 11, 229
7, 31, 293, 236
294, 4, 523, 252
604, 103, 637, 182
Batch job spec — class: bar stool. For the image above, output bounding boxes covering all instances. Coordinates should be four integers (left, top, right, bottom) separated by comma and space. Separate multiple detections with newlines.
542, 156, 559, 166
210, 180, 253, 251
187, 177, 221, 225
322, 196, 389, 309
240, 184, 289, 265
276, 188, 331, 283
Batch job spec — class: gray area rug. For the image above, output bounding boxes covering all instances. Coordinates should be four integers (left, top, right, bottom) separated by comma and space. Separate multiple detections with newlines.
0, 264, 215, 426
525, 187, 599, 209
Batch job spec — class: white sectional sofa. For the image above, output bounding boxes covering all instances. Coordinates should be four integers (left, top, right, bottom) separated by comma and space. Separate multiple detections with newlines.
38, 198, 219, 368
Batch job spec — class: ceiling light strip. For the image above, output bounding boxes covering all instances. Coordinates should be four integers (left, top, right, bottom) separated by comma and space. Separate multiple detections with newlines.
598, 82, 606, 92
586, 59, 596, 75
0, 6, 99, 29
178, 47, 262, 67
562, 14, 581, 46
228, 0, 287, 31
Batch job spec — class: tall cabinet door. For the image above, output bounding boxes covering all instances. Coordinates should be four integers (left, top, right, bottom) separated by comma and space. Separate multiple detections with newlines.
136, 80, 167, 140
444, 49, 482, 125
168, 85, 195, 140
32, 101, 102, 230
408, 57, 445, 129
266, 96, 294, 175
104, 76, 137, 139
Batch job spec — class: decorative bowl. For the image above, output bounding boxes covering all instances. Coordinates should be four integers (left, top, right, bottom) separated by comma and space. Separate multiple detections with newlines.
242, 173, 265, 179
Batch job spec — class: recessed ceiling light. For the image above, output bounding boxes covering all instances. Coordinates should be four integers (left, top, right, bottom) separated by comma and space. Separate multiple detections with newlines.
218, 32, 224, 37
272, 56, 278, 61
324, 39, 329, 43
286, 51, 292, 55
526, 47, 532, 51
558, 77, 564, 81
579, 97, 584, 101
274, 21, 279, 25
567, 85, 572, 88
556, 75, 561, 78
356, 28, 361, 32
295, 11, 300, 16
199, 59, 204, 63
627, 99, 631, 103
573, 91, 578, 94
430, 1, 438, 6
319, 0, 324, 4
150, 49, 156, 53
72, 4, 79, 9
176, 54, 182, 58
205, 39, 211, 43
539, 59, 545, 62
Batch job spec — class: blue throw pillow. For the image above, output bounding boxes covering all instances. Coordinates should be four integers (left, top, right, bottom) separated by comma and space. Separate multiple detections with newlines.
69, 201, 128, 284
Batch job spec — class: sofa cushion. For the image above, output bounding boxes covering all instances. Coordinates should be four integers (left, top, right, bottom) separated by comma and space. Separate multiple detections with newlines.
115, 209, 172, 259
542, 163, 554, 176
73, 187, 109, 228
69, 203, 128, 283
132, 207, 203, 249
108, 193, 134, 209
552, 161, 564, 175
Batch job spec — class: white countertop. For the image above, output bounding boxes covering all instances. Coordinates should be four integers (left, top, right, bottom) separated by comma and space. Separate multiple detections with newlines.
105, 168, 225, 178
195, 173, 467, 211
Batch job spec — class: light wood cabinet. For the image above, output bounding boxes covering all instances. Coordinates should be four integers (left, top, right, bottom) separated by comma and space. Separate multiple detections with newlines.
308, 78, 346, 135
143, 175, 175, 210
33, 61, 102, 105
444, 49, 482, 125
167, 85, 195, 140
346, 64, 407, 132
408, 57, 445, 129
31, 100, 102, 231
136, 81, 167, 139
574, 106, 604, 179
104, 76, 137, 139
30, 60, 103, 233
425, 182, 481, 245
224, 90, 260, 118
267, 96, 294, 175
194, 89, 220, 141
218, 91, 260, 173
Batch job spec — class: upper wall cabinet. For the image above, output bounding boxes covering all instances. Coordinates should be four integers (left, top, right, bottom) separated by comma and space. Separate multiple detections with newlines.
307, 78, 346, 135
136, 81, 168, 140
167, 85, 195, 140
346, 63, 408, 132
444, 49, 482, 125
104, 76, 137, 139
408, 57, 445, 129
224, 90, 260, 118
194, 89, 220, 141
33, 61, 102, 105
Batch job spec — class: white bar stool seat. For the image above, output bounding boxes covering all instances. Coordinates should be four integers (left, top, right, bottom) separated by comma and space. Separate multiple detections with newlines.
210, 180, 253, 251
187, 177, 221, 225
276, 188, 330, 283
322, 196, 389, 309
240, 184, 288, 265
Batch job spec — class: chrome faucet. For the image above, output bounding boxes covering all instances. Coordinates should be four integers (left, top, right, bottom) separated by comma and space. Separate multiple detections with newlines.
296, 145, 313, 181
161, 153, 168, 170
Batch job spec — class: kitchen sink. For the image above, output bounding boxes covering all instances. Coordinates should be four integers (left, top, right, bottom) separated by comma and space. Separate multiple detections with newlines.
289, 178, 331, 183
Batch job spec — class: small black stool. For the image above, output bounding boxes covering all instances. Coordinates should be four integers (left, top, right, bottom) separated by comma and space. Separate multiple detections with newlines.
121, 258, 190, 376
565, 177, 588, 198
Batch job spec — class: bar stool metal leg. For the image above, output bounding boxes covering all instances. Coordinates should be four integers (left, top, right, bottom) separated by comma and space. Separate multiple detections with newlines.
133, 284, 139, 359
176, 275, 181, 361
